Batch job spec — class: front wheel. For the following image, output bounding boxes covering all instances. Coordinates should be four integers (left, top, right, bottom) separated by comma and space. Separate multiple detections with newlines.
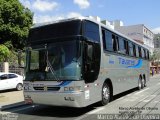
101, 83, 110, 105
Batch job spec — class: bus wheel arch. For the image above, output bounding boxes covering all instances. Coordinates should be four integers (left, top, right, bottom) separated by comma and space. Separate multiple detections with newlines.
101, 79, 113, 105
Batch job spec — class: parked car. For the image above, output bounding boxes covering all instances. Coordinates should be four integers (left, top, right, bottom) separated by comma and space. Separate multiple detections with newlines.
0, 72, 23, 91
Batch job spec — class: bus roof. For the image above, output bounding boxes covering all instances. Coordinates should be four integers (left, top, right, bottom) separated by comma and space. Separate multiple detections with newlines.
31, 16, 149, 50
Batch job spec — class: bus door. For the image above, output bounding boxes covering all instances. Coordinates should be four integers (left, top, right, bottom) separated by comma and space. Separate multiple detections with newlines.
82, 41, 101, 101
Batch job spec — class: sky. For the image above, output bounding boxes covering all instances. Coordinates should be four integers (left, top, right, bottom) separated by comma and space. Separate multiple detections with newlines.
19, 0, 160, 34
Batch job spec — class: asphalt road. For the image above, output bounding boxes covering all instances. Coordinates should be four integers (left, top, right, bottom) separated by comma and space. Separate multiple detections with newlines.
1, 76, 160, 120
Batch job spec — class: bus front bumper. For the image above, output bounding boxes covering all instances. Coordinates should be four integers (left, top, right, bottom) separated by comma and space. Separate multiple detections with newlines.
24, 91, 86, 108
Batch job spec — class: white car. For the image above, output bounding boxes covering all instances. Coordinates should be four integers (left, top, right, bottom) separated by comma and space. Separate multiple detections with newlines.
0, 72, 23, 91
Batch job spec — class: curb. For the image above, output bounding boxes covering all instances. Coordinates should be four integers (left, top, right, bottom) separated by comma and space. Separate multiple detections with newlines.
0, 101, 26, 111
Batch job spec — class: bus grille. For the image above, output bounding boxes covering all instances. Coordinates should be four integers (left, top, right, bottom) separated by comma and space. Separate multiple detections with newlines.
33, 87, 60, 91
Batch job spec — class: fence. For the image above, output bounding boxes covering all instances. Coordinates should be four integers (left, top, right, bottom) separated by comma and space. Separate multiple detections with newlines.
0, 62, 24, 75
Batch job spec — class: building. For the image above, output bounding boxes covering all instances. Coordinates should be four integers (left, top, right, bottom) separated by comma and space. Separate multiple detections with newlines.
154, 33, 160, 48
111, 21, 154, 54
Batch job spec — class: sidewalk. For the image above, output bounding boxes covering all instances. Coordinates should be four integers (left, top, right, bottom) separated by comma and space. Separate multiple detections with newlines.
0, 91, 24, 111
150, 73, 160, 78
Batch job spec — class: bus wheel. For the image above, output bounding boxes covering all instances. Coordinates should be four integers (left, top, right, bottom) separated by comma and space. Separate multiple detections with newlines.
138, 78, 142, 90
101, 83, 110, 105
141, 79, 145, 88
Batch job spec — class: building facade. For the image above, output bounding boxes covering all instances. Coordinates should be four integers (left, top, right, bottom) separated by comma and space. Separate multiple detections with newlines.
154, 34, 160, 48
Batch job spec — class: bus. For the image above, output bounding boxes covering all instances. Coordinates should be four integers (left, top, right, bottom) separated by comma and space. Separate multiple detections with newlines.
23, 17, 150, 107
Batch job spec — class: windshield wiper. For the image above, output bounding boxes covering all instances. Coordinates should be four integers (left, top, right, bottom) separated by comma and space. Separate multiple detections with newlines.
46, 50, 60, 81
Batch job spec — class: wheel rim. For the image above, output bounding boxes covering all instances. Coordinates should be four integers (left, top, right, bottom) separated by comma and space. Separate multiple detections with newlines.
17, 84, 22, 90
138, 79, 142, 89
103, 86, 110, 100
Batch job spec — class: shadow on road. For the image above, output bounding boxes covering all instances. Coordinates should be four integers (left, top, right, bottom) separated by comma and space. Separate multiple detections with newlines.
0, 89, 18, 93
9, 87, 138, 118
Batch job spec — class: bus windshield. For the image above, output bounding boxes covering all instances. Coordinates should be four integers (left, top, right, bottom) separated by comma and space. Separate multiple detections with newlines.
26, 40, 81, 81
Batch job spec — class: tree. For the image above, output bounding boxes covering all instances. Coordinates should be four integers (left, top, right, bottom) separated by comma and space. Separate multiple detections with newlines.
150, 49, 160, 65
0, 0, 33, 50
0, 44, 10, 62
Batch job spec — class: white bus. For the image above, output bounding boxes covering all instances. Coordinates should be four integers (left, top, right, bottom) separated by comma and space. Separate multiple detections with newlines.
24, 17, 150, 107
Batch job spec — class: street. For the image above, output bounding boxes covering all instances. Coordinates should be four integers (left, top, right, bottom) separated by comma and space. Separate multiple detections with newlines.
1, 75, 160, 120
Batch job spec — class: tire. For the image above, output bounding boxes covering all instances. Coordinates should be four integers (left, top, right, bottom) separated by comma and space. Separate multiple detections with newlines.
138, 78, 142, 90
101, 83, 110, 105
16, 83, 23, 91
141, 79, 145, 89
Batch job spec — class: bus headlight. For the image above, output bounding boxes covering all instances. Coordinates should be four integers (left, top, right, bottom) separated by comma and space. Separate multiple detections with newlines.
24, 86, 32, 90
64, 86, 81, 91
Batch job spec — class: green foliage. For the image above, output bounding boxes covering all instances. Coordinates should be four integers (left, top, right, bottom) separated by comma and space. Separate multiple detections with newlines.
0, 0, 33, 50
0, 44, 10, 62
150, 49, 160, 63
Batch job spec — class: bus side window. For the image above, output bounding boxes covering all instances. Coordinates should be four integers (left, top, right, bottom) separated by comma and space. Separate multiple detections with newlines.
147, 50, 150, 60
144, 49, 146, 59
141, 48, 145, 58
118, 37, 126, 54
116, 36, 119, 51
129, 42, 133, 56
133, 44, 136, 57
102, 29, 106, 50
112, 34, 118, 52
138, 46, 142, 58
136, 45, 139, 57
124, 40, 129, 55
105, 30, 113, 51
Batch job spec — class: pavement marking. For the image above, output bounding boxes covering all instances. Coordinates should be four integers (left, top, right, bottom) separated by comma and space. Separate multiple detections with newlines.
117, 97, 124, 101
11, 105, 38, 113
88, 107, 104, 114
139, 95, 149, 102
134, 88, 149, 95
74, 107, 105, 120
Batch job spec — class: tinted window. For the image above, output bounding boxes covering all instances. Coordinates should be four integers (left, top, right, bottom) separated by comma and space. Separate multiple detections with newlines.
0, 74, 8, 80
133, 44, 136, 57
141, 48, 145, 58
84, 21, 100, 42
118, 37, 126, 54
138, 46, 142, 58
9, 74, 18, 79
105, 30, 113, 51
136, 45, 139, 57
129, 42, 133, 56
28, 20, 82, 43
113, 35, 118, 52
147, 50, 150, 60
124, 40, 129, 55
102, 29, 106, 49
